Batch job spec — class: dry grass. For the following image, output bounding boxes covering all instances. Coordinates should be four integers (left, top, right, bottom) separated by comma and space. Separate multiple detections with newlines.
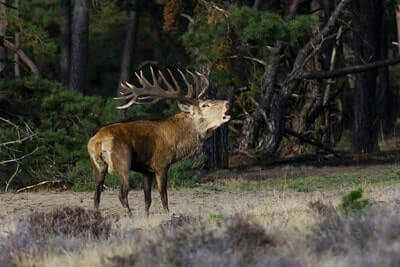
2, 182, 400, 266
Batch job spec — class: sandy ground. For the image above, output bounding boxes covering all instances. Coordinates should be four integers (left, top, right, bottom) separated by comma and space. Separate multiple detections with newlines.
2, 183, 400, 230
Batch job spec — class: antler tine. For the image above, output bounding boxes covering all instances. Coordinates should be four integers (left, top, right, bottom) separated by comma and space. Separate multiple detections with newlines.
116, 66, 209, 109
177, 69, 194, 98
149, 66, 159, 88
116, 97, 137, 109
139, 70, 153, 88
196, 71, 209, 99
167, 68, 182, 95
158, 69, 176, 93
186, 70, 201, 98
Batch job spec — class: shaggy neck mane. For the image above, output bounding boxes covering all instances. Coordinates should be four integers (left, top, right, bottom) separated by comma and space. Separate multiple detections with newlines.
162, 112, 200, 161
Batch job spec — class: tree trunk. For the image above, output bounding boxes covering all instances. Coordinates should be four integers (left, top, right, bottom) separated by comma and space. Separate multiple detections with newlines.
117, 10, 139, 96
13, 0, 20, 78
68, 0, 89, 92
200, 84, 229, 170
352, 0, 382, 153
378, 21, 393, 137
238, 42, 282, 151
396, 5, 400, 55
60, 0, 71, 87
151, 25, 162, 61
0, 1, 7, 73
252, 0, 262, 10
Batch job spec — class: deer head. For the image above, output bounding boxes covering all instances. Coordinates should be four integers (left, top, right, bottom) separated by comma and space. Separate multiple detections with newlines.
115, 67, 230, 139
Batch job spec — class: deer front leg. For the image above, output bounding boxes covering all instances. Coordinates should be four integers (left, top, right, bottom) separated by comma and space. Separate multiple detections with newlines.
143, 174, 153, 217
155, 170, 169, 213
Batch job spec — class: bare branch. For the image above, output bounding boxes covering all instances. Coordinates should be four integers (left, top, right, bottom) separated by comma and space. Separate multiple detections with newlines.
5, 162, 20, 192
290, 0, 352, 78
180, 13, 194, 23
0, 147, 38, 165
16, 179, 63, 193
228, 55, 267, 67
285, 128, 341, 159
0, 134, 36, 147
301, 57, 400, 80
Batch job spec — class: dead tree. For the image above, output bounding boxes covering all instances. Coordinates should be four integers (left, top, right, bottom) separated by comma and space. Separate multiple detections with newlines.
237, 0, 400, 160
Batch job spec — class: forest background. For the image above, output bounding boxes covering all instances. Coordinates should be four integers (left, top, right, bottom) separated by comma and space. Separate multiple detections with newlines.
1, 0, 400, 191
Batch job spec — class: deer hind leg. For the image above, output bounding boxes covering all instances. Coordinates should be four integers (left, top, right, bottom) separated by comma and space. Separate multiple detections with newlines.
109, 140, 132, 216
155, 170, 169, 213
91, 158, 106, 210
88, 140, 107, 210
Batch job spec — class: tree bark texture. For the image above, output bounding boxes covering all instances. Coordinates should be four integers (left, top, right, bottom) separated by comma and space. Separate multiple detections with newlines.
352, 0, 382, 153
68, 0, 89, 92
238, 42, 282, 151
60, 0, 71, 87
117, 9, 139, 97
13, 0, 20, 77
0, 1, 7, 73
378, 23, 394, 137
202, 83, 229, 170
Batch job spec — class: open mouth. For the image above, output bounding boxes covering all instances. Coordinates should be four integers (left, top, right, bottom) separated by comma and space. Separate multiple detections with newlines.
222, 114, 231, 121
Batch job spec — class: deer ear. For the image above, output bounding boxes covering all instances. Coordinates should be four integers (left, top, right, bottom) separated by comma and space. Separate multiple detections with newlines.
178, 103, 194, 114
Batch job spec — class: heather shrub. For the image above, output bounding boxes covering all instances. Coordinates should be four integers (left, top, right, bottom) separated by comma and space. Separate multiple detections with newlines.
0, 206, 116, 265
109, 215, 292, 267
308, 200, 336, 216
27, 206, 115, 239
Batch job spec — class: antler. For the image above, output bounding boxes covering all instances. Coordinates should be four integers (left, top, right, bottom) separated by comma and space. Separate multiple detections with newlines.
115, 66, 209, 109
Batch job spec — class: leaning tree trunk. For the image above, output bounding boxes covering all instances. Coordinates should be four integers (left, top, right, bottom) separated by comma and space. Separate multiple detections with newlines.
117, 9, 139, 118
60, 0, 71, 87
68, 0, 89, 92
351, 0, 382, 153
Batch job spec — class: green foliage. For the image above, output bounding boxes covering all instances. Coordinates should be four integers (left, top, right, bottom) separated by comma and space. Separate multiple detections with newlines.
230, 6, 288, 43
182, 18, 230, 64
0, 77, 117, 189
338, 188, 370, 215
230, 6, 318, 44
168, 159, 200, 188
11, 0, 58, 55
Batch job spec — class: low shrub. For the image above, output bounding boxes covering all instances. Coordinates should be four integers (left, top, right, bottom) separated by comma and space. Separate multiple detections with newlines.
0, 206, 116, 266
338, 187, 370, 215
109, 215, 291, 267
28, 206, 114, 239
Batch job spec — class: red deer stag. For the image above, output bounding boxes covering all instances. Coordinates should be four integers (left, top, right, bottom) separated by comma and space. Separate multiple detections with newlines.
87, 67, 230, 216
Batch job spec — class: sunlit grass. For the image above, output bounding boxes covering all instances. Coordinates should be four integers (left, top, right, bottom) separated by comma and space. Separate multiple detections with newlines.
202, 165, 400, 192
